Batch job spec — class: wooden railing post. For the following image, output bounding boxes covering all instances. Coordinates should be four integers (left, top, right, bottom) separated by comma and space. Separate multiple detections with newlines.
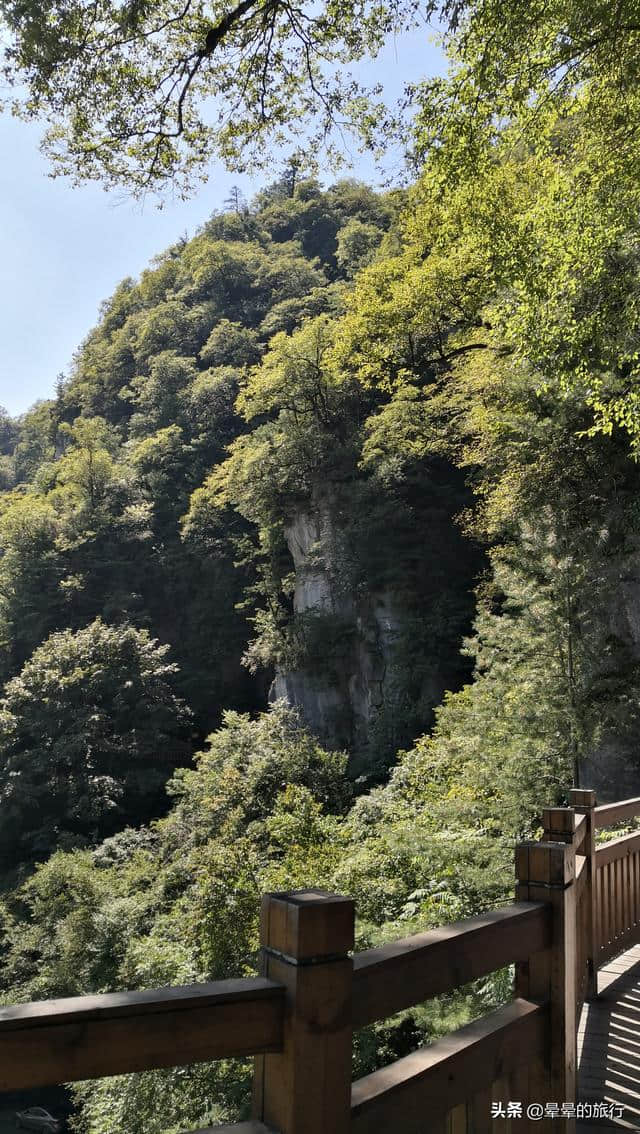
252, 889, 354, 1134
516, 842, 577, 1132
569, 789, 598, 1000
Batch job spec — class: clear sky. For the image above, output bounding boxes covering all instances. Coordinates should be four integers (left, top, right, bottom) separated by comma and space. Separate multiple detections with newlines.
0, 26, 445, 418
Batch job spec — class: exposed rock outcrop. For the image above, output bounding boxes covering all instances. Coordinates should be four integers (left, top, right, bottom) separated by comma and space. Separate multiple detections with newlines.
269, 470, 480, 772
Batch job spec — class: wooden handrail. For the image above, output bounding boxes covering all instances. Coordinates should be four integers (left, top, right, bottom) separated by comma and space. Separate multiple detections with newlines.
0, 978, 285, 1090
595, 828, 640, 867
0, 977, 281, 1031
594, 795, 640, 828
6, 787, 640, 1134
352, 902, 550, 1029
350, 999, 546, 1134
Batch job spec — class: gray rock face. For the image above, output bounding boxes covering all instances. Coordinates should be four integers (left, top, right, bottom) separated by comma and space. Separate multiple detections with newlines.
269, 504, 363, 750
271, 669, 348, 746
268, 491, 473, 767
286, 508, 338, 614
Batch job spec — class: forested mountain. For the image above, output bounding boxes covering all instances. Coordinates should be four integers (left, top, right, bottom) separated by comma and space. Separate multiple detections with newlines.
0, 174, 482, 871
4, 1, 640, 1128
2, 175, 385, 724
0, 175, 490, 1130
3, 161, 640, 1132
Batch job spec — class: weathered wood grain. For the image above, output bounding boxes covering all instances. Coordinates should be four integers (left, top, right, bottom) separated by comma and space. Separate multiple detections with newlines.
0, 978, 285, 1089
350, 999, 545, 1134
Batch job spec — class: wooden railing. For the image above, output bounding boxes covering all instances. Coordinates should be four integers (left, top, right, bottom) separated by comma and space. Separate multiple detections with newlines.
1, 789, 640, 1133
594, 796, 640, 966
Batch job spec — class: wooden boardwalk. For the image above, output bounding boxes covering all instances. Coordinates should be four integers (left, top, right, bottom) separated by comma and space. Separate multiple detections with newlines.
578, 944, 640, 1131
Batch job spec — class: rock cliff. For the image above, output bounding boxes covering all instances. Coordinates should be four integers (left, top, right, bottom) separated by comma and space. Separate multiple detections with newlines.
270, 467, 480, 774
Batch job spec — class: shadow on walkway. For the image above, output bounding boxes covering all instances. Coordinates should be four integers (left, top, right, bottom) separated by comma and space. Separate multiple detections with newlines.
578, 944, 640, 1130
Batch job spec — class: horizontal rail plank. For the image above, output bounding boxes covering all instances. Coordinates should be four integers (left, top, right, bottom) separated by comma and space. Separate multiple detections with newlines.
350, 998, 546, 1134
352, 902, 550, 1029
595, 797, 640, 829
0, 978, 281, 1030
0, 978, 285, 1090
595, 830, 640, 867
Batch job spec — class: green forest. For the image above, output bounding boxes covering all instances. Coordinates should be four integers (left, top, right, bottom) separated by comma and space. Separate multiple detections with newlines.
2, 0, 640, 1130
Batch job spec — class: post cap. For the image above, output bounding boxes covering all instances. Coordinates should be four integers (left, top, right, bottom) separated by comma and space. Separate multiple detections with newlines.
542, 807, 576, 836
261, 889, 355, 961
569, 788, 597, 809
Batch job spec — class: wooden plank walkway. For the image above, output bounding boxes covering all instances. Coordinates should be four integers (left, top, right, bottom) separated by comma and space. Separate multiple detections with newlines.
578, 944, 640, 1130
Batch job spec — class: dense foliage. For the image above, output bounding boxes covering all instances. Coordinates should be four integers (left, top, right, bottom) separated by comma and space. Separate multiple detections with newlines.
0, 176, 392, 750
0, 619, 192, 874
3, 0, 640, 202
0, 702, 513, 1132
4, 3, 640, 1131
0, 176, 481, 835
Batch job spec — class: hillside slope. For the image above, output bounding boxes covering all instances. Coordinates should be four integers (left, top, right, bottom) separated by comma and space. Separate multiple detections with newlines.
0, 175, 481, 862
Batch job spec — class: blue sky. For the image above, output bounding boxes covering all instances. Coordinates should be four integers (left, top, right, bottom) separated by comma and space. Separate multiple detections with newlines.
0, 27, 445, 418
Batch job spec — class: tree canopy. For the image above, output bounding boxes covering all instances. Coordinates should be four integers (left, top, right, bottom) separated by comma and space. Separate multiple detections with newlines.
0, 179, 394, 742
0, 0, 415, 194
3, 0, 640, 196
0, 618, 192, 871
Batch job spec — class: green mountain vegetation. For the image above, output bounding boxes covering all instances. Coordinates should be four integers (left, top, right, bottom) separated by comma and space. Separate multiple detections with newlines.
1, 163, 639, 1132
0, 173, 481, 878
3, 2, 640, 1132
